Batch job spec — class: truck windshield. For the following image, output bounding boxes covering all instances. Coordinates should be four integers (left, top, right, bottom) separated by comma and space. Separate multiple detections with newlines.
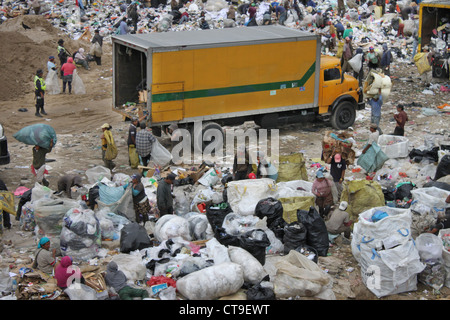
324, 68, 341, 81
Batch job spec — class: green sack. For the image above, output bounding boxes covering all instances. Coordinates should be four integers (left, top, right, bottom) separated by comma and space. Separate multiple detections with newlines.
278, 196, 315, 224
357, 142, 388, 173
276, 153, 308, 182
129, 145, 139, 169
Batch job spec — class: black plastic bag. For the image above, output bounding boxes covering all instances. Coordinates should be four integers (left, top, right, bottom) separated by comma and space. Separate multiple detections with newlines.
255, 197, 284, 227
120, 222, 152, 253
206, 202, 232, 231
295, 245, 319, 264
214, 227, 240, 247
409, 147, 439, 163
282, 221, 307, 254
395, 182, 416, 201
297, 207, 329, 257
423, 180, 450, 191
434, 154, 450, 181
238, 229, 271, 265
246, 279, 275, 300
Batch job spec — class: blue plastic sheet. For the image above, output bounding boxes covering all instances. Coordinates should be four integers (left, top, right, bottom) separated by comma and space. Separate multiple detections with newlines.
357, 142, 388, 173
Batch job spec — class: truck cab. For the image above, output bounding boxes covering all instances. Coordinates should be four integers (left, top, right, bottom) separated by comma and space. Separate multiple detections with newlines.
319, 55, 365, 129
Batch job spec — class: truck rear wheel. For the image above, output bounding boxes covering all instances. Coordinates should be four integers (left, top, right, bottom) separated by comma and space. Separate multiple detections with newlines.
330, 101, 356, 130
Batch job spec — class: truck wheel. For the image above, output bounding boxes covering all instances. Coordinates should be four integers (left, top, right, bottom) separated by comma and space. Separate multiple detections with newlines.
331, 101, 356, 130
192, 122, 224, 153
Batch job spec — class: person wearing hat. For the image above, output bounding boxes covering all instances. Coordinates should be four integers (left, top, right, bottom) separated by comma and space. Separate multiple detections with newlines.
131, 173, 152, 224
362, 123, 380, 154
325, 201, 353, 239
47, 56, 57, 72
312, 170, 334, 219
34, 69, 47, 117
157, 173, 176, 217
367, 88, 383, 135
101, 123, 117, 170
325, 152, 346, 200
367, 46, 379, 71
33, 237, 56, 274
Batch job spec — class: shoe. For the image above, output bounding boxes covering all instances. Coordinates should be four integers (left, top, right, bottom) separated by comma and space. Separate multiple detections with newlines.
35, 113, 42, 117
41, 111, 47, 115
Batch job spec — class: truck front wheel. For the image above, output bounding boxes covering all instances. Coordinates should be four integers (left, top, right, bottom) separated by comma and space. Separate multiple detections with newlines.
330, 101, 356, 130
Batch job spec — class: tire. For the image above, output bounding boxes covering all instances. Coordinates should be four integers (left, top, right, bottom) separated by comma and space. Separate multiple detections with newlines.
330, 101, 356, 130
191, 122, 224, 153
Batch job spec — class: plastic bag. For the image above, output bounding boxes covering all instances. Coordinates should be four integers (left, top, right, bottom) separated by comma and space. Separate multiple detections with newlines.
283, 221, 307, 254
13, 124, 57, 149
254, 197, 284, 228
119, 222, 152, 253
90, 42, 102, 57
435, 154, 450, 181
150, 140, 172, 167
153, 214, 191, 242
205, 202, 232, 231
176, 262, 244, 300
45, 69, 61, 95
297, 207, 329, 257
98, 183, 125, 205
377, 135, 410, 159
96, 187, 136, 222
416, 233, 443, 261
227, 178, 278, 216
85, 166, 111, 184
65, 283, 98, 300
228, 245, 267, 285
238, 229, 271, 265
197, 168, 220, 187
72, 70, 86, 95
33, 198, 79, 237
357, 142, 389, 173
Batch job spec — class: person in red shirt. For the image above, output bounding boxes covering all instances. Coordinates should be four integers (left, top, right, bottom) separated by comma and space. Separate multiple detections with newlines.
60, 57, 77, 94
393, 104, 408, 136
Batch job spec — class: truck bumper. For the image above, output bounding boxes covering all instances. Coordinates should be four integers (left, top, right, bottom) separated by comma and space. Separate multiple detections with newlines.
357, 102, 366, 110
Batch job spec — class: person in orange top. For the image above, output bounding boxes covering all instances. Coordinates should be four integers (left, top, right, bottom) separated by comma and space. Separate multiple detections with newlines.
60, 57, 77, 94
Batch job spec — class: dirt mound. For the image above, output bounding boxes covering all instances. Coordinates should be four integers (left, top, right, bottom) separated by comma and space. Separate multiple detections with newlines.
0, 15, 91, 101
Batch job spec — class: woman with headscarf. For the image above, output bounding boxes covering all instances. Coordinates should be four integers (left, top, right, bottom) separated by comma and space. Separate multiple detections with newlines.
55, 256, 84, 289
131, 173, 152, 224
105, 261, 149, 300
256, 151, 278, 180
74, 48, 90, 70
101, 123, 117, 170
312, 170, 334, 219
33, 237, 56, 274
60, 57, 76, 94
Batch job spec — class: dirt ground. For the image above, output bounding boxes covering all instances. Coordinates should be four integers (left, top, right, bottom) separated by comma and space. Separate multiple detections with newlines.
0, 14, 449, 300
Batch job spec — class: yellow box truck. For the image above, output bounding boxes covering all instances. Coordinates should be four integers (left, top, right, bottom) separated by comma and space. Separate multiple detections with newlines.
111, 25, 364, 139
418, 0, 450, 52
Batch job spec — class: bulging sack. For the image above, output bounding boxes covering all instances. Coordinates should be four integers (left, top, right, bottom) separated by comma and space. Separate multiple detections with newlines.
13, 124, 57, 149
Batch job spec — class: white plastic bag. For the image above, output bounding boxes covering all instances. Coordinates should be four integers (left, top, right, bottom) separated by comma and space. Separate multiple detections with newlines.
377, 135, 410, 159
45, 69, 61, 95
72, 69, 86, 95
176, 262, 244, 300
154, 214, 191, 242
227, 178, 278, 216
85, 166, 111, 184
150, 140, 172, 167
228, 246, 267, 284
65, 283, 98, 300
416, 233, 443, 261
197, 168, 220, 187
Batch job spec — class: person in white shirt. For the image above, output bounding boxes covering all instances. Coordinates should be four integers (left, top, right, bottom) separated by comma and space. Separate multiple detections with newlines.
74, 48, 90, 70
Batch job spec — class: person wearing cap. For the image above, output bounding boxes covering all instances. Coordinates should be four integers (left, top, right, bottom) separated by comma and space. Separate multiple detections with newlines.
367, 88, 383, 135
362, 123, 380, 154
325, 152, 346, 200
325, 201, 353, 239
131, 173, 152, 223
34, 69, 47, 117
47, 56, 57, 72
101, 123, 117, 170
380, 43, 393, 76
367, 46, 379, 71
312, 170, 334, 219
33, 237, 56, 274
157, 173, 176, 216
